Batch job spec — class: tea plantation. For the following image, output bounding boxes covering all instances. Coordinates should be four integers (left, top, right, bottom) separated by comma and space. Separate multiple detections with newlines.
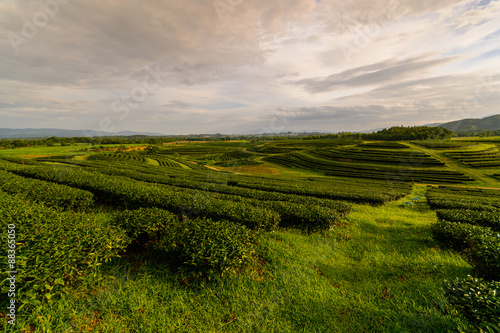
1, 138, 499, 332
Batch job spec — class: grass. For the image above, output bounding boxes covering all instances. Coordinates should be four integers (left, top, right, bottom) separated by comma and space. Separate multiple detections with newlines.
144, 158, 160, 166
0, 144, 92, 158
0, 143, 148, 158
6, 186, 474, 332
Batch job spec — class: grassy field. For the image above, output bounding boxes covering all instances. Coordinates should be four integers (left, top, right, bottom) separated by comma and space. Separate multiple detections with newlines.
1, 186, 473, 332
1, 139, 498, 332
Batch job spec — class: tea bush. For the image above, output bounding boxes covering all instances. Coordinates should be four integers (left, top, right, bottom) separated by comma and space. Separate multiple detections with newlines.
469, 235, 500, 281
114, 207, 180, 247
431, 221, 494, 251
436, 209, 500, 232
444, 275, 500, 325
0, 191, 129, 307
262, 201, 342, 232
432, 221, 500, 280
156, 218, 258, 276
0, 169, 94, 210
114, 209, 258, 275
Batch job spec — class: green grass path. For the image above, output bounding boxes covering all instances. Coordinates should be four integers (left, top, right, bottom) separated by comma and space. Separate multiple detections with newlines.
253, 184, 472, 332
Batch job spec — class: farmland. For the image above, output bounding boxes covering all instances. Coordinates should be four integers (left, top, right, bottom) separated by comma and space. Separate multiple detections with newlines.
1, 138, 499, 332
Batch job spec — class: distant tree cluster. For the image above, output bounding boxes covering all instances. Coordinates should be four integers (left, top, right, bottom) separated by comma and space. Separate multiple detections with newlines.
0, 136, 178, 149
287, 126, 453, 141
454, 130, 500, 137
362, 126, 453, 141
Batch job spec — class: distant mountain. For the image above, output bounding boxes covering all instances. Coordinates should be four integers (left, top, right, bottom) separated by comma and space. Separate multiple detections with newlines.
431, 114, 500, 132
237, 128, 334, 135
0, 128, 165, 139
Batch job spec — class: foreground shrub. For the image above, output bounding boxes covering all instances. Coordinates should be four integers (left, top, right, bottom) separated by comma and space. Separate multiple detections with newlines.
114, 207, 179, 247
444, 275, 500, 325
157, 218, 257, 276
0, 191, 129, 307
436, 209, 500, 232
470, 235, 500, 281
432, 221, 500, 280
114, 209, 258, 276
262, 201, 342, 232
431, 221, 494, 251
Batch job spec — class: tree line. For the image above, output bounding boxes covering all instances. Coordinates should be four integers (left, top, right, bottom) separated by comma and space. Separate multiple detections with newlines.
0, 126, 455, 149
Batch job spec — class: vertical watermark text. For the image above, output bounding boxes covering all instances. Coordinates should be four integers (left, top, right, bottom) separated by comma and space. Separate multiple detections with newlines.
6, 223, 17, 326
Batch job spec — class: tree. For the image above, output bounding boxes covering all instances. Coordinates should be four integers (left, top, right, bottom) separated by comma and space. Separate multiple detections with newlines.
146, 145, 160, 155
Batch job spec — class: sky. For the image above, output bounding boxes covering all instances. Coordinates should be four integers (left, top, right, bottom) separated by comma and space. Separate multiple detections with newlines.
1, 0, 500, 135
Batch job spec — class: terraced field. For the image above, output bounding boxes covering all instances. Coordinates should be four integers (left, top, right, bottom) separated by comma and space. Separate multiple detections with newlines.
445, 145, 500, 168
264, 144, 473, 184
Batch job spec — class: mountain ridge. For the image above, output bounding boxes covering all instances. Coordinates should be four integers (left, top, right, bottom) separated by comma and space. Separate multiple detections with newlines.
430, 114, 500, 132
0, 128, 165, 139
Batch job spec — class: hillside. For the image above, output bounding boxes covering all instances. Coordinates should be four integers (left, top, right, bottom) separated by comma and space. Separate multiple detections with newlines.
0, 128, 165, 139
436, 114, 500, 132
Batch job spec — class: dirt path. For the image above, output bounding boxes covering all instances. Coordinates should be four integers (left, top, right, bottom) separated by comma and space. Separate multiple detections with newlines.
204, 165, 220, 171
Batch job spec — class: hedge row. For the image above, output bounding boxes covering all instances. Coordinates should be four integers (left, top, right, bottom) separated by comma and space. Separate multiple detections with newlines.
0, 169, 94, 210
444, 275, 500, 325
222, 176, 409, 206
446, 148, 500, 168
114, 208, 257, 275
0, 191, 129, 306
261, 201, 345, 233
74, 162, 352, 214
312, 146, 444, 166
427, 188, 500, 211
13, 165, 280, 231
432, 221, 500, 281
358, 142, 409, 149
43, 155, 409, 206
436, 209, 500, 232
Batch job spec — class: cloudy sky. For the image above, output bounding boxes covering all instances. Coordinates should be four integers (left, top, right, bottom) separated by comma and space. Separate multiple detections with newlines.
1, 0, 499, 134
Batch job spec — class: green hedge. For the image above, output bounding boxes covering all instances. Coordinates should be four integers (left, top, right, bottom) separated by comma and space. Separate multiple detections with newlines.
0, 191, 129, 307
114, 209, 257, 276
444, 275, 500, 325
114, 207, 180, 247
262, 201, 344, 232
432, 221, 500, 280
431, 221, 495, 251
0, 169, 94, 210
427, 187, 500, 211
469, 235, 500, 281
157, 218, 257, 276
13, 165, 280, 231
436, 209, 500, 232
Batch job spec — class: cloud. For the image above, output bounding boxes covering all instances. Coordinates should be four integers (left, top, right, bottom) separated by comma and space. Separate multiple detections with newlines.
1, 0, 499, 134
292, 55, 457, 93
